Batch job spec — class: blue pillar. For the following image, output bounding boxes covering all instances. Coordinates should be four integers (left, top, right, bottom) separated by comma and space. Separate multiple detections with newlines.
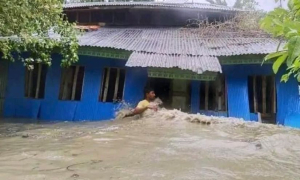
191, 81, 200, 114
44, 59, 61, 100
73, 60, 105, 121
226, 75, 250, 120
276, 71, 300, 125
81, 65, 102, 102
3, 61, 25, 117
123, 68, 148, 106
5, 61, 24, 99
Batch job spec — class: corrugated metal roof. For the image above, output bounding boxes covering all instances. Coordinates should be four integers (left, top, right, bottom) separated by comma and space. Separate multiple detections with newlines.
64, 2, 239, 11
126, 52, 222, 74
79, 27, 281, 56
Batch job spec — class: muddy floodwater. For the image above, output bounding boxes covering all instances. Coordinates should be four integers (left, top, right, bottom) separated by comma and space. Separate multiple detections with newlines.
1, 109, 300, 180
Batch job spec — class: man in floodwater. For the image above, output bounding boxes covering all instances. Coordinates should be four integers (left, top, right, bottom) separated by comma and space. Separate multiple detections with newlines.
125, 87, 157, 117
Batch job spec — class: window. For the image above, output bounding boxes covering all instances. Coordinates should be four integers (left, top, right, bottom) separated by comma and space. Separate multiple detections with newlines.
248, 75, 276, 114
24, 64, 47, 99
200, 75, 227, 111
100, 68, 126, 102
59, 66, 85, 101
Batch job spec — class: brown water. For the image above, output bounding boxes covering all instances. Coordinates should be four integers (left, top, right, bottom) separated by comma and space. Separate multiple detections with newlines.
1, 109, 300, 180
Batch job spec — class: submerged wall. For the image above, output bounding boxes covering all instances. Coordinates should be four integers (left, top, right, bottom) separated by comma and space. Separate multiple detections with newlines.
3, 56, 300, 126
222, 64, 274, 121
192, 64, 300, 125
276, 68, 300, 127
3, 55, 147, 121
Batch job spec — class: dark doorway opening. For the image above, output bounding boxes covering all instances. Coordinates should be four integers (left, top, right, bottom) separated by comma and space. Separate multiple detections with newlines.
248, 75, 277, 124
199, 75, 227, 112
146, 78, 172, 109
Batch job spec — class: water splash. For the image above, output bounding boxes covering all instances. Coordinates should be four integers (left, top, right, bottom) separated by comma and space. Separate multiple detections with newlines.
1, 107, 300, 179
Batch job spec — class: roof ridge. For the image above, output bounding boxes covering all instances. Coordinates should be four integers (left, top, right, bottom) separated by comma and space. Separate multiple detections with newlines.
63, 1, 240, 11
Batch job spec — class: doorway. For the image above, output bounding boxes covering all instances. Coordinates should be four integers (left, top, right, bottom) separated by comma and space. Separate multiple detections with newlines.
146, 78, 172, 109
248, 75, 277, 124
146, 78, 191, 111
199, 75, 227, 112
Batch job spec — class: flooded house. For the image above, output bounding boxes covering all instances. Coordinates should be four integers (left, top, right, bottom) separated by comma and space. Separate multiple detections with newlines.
0, 1, 299, 127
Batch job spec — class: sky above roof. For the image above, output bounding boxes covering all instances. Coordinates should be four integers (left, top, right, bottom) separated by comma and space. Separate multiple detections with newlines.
196, 0, 286, 11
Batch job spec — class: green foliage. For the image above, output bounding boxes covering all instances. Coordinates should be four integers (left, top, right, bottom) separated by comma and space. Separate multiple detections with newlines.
273, 53, 288, 74
0, 0, 79, 69
261, 0, 300, 82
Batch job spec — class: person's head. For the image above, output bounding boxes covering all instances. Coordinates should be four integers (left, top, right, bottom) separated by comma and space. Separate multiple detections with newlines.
144, 87, 155, 101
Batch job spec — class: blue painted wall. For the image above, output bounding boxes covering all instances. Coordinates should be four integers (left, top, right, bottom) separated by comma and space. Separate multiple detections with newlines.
123, 68, 148, 106
222, 65, 272, 121
276, 68, 300, 126
4, 57, 300, 125
198, 64, 300, 124
198, 65, 273, 121
4, 55, 147, 121
3, 61, 42, 119
226, 75, 250, 120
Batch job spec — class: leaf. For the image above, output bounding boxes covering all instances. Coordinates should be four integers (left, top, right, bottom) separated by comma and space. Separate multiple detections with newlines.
287, 36, 300, 66
273, 19, 283, 26
285, 28, 298, 38
281, 74, 290, 82
273, 53, 288, 74
264, 51, 287, 61
288, 0, 294, 10
297, 73, 300, 82
292, 56, 300, 69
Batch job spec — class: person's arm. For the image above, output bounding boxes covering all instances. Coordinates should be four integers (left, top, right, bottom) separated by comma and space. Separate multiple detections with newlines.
135, 104, 158, 113
124, 101, 148, 117
133, 101, 160, 115
132, 106, 148, 115
125, 105, 158, 117
125, 101, 158, 117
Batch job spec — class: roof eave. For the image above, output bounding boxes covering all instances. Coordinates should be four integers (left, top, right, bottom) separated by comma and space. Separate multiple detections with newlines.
63, 2, 241, 12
